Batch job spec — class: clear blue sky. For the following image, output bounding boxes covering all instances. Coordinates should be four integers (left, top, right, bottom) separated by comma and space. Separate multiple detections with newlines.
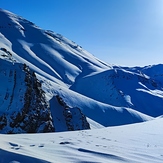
0, 0, 163, 66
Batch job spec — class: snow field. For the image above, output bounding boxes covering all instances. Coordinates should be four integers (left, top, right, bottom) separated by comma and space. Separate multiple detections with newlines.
0, 118, 163, 163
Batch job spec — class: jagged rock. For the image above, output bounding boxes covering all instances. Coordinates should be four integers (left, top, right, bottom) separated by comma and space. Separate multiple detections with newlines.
0, 57, 89, 134
0, 59, 54, 133
50, 95, 90, 132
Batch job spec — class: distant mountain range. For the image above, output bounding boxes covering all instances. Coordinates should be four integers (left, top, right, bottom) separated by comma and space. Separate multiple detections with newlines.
0, 8, 163, 133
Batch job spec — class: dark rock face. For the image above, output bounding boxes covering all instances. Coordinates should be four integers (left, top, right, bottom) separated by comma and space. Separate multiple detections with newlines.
0, 60, 54, 133
50, 95, 90, 132
10, 64, 54, 133
63, 106, 90, 131
0, 57, 89, 134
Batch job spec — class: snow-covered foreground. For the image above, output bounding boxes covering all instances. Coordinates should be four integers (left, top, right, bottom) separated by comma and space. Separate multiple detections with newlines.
1, 117, 163, 163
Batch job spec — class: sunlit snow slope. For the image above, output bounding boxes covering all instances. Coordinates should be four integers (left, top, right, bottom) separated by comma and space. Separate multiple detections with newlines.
0, 9, 109, 86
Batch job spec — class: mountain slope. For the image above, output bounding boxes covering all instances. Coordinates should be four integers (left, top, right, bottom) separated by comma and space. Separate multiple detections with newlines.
0, 8, 110, 86
0, 53, 91, 133
71, 68, 163, 117
0, 8, 162, 163
0, 8, 163, 132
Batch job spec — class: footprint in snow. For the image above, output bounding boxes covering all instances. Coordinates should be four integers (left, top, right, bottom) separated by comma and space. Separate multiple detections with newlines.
9, 142, 18, 147
59, 141, 73, 145
38, 144, 44, 147
102, 138, 111, 141
9, 142, 21, 150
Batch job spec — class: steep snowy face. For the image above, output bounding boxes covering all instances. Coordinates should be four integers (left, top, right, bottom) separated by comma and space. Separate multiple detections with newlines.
71, 67, 163, 117
140, 64, 163, 86
0, 9, 110, 86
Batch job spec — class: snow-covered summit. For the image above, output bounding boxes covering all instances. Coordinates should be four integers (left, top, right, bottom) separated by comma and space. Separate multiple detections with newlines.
0, 8, 110, 86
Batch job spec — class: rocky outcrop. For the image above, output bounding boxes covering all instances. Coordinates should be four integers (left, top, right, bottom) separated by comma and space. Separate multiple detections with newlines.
50, 95, 90, 132
0, 56, 89, 134
0, 59, 54, 133
10, 64, 54, 133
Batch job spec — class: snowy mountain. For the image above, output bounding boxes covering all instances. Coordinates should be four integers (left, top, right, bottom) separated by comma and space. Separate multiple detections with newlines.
71, 67, 163, 117
0, 8, 163, 162
0, 9, 163, 133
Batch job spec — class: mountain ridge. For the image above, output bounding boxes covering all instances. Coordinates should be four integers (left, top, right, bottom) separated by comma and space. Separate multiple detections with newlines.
0, 9, 163, 133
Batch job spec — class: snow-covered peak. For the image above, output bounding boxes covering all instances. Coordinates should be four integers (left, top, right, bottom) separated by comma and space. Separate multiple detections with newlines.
0, 8, 110, 87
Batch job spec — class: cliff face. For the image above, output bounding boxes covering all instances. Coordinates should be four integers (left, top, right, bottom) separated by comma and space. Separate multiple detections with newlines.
50, 95, 90, 132
0, 55, 54, 133
0, 51, 90, 133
